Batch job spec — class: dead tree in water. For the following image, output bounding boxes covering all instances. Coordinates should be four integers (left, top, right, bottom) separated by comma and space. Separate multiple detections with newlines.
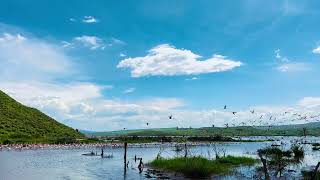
124, 142, 128, 174
258, 152, 270, 180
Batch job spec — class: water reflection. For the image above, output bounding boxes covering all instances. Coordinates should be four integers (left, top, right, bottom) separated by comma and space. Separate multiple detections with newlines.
0, 136, 319, 179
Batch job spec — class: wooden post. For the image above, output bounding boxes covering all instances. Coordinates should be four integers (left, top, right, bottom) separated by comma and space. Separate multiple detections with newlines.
184, 143, 187, 158
303, 127, 307, 137
124, 142, 128, 173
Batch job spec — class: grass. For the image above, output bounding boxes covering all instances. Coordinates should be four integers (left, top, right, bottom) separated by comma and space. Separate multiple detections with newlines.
216, 155, 256, 165
149, 156, 256, 178
291, 145, 304, 158
0, 90, 84, 144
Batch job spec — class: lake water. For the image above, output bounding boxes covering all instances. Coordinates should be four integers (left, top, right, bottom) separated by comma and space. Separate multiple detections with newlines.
1, 136, 320, 180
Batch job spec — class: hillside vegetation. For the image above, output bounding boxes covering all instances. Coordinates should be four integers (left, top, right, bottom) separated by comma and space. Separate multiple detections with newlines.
87, 123, 320, 137
0, 90, 84, 144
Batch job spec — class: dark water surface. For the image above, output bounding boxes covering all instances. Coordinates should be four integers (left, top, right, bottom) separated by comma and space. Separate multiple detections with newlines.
1, 136, 320, 180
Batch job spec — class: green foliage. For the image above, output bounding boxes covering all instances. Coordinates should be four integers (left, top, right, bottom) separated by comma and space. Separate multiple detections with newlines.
291, 145, 304, 158
257, 145, 305, 178
216, 155, 256, 165
149, 156, 256, 178
0, 90, 84, 144
301, 170, 320, 180
90, 125, 320, 137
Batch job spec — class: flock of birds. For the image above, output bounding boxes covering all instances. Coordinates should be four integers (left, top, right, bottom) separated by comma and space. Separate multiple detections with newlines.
222, 105, 320, 129
121, 105, 320, 131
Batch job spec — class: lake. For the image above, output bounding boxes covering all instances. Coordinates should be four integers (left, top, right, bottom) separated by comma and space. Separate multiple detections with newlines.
1, 136, 320, 179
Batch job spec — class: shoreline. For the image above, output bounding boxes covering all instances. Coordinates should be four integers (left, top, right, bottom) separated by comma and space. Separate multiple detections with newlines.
0, 141, 265, 151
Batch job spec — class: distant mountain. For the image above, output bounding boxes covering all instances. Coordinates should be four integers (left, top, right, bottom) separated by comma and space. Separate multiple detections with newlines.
85, 122, 320, 137
0, 90, 84, 144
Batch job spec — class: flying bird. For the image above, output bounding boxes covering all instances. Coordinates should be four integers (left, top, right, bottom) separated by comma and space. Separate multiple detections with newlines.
224, 105, 227, 109
169, 115, 173, 119
232, 112, 237, 115
250, 110, 255, 114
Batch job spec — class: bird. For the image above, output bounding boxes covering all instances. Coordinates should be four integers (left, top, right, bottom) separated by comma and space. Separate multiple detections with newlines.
169, 115, 173, 119
224, 105, 227, 109
232, 112, 237, 115
250, 110, 255, 114
146, 122, 149, 126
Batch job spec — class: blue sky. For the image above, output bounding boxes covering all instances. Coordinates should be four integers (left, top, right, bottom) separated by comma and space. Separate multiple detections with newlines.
1, 0, 320, 131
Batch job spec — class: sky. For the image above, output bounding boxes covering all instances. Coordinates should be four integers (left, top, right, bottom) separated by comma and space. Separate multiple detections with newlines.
1, 0, 320, 131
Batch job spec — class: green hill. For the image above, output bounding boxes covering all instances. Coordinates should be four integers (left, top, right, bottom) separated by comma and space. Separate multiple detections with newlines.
86, 123, 320, 137
0, 90, 84, 144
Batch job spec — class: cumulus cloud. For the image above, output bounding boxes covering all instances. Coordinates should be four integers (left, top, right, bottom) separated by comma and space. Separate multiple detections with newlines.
117, 44, 242, 77
312, 46, 320, 54
0, 32, 74, 81
1, 79, 320, 131
82, 16, 98, 23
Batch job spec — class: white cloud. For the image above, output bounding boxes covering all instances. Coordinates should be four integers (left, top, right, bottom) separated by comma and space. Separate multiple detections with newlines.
185, 77, 199, 81
275, 49, 281, 59
123, 87, 136, 94
276, 62, 309, 72
2, 79, 320, 131
82, 16, 98, 23
0, 32, 74, 81
274, 49, 289, 62
298, 97, 320, 108
312, 46, 320, 54
111, 38, 126, 45
61, 41, 73, 48
73, 35, 105, 50
120, 53, 127, 57
117, 44, 242, 77
274, 49, 309, 73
